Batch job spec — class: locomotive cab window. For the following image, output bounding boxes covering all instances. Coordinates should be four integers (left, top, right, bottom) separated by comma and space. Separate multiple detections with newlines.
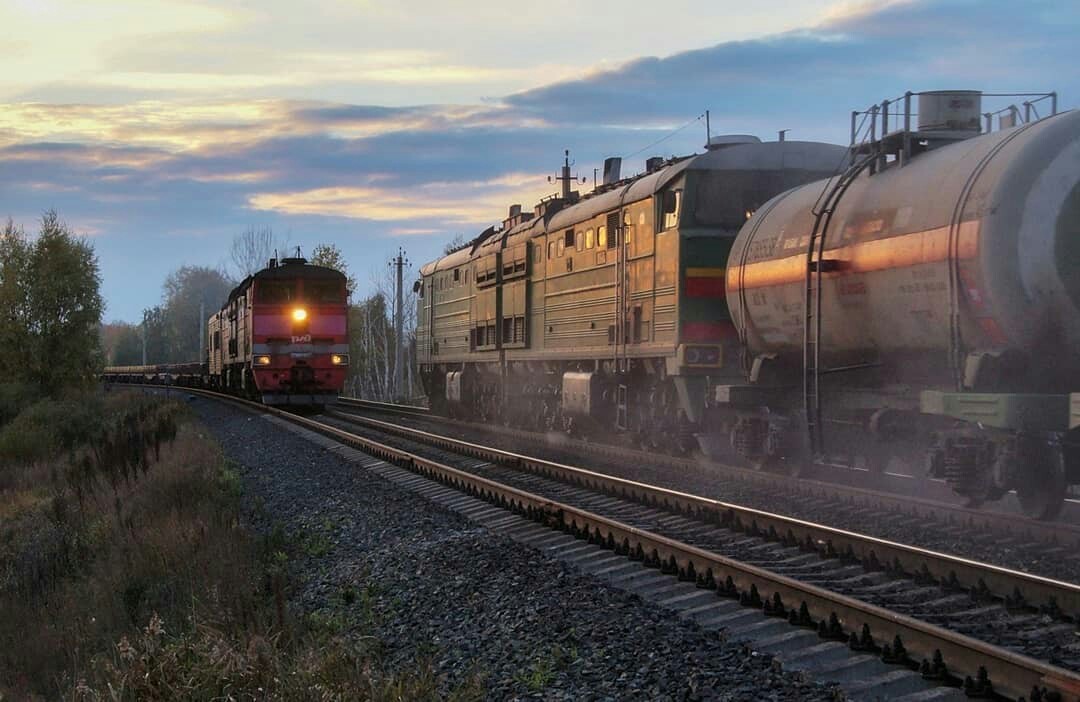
304, 281, 344, 303
256, 281, 295, 303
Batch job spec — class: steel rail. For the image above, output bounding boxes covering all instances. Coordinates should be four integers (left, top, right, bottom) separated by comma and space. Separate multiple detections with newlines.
334, 397, 1080, 546
325, 408, 1080, 618
305, 405, 1080, 699
338, 396, 429, 416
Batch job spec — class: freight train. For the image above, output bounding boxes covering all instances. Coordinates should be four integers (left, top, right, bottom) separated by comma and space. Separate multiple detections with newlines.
103, 254, 349, 404
417, 89, 1080, 520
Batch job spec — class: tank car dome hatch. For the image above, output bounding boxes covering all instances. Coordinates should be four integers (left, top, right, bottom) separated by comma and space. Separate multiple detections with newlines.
706, 134, 763, 151
917, 90, 982, 132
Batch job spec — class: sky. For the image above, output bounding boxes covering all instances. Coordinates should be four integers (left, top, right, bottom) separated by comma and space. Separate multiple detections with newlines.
1, 0, 1078, 322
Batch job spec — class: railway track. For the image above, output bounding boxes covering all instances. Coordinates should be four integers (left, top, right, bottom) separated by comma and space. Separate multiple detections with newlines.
334, 396, 1080, 552
123, 385, 1080, 700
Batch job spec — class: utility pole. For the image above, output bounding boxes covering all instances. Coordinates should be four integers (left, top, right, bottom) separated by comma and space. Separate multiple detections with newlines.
389, 248, 409, 401
141, 311, 147, 365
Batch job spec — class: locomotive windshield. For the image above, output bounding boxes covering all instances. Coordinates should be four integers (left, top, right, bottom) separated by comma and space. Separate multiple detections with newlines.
304, 280, 345, 303
689, 171, 786, 231
255, 281, 295, 303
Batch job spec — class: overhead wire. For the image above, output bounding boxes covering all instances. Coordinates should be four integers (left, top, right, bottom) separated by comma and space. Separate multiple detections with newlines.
622, 113, 706, 160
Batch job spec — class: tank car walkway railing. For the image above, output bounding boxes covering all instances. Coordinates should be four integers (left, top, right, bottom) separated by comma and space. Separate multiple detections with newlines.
849, 91, 1058, 169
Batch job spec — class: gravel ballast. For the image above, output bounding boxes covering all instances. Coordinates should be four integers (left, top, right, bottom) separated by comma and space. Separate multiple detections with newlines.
189, 397, 841, 701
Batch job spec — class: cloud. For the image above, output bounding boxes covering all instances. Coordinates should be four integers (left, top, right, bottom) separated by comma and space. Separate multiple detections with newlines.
1, 0, 1076, 324
505, 0, 1080, 137
248, 173, 553, 225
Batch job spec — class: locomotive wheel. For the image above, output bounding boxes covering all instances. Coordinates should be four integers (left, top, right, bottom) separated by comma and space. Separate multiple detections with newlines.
1016, 447, 1067, 521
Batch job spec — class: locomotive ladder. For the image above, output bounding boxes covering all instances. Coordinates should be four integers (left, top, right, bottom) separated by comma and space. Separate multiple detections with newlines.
803, 155, 875, 458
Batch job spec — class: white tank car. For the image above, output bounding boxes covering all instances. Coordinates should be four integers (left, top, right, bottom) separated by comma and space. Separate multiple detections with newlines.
728, 108, 1080, 384
717, 91, 1080, 519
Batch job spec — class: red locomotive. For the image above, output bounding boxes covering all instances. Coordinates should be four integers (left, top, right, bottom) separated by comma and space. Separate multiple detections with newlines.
208, 255, 349, 404
104, 255, 349, 405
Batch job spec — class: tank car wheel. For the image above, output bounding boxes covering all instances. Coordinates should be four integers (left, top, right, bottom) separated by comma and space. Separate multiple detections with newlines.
1016, 447, 1067, 521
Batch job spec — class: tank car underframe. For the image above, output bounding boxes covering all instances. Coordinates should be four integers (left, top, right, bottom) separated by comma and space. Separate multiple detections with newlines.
419, 357, 701, 453
711, 381, 1076, 520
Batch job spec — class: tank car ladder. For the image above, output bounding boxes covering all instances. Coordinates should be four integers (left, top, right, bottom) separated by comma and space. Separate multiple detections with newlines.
803, 155, 874, 458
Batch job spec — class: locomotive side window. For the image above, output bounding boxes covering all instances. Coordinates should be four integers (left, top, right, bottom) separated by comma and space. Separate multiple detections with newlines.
575, 231, 584, 252
557, 237, 565, 257
586, 228, 594, 249
661, 189, 682, 231
453, 269, 460, 284
304, 281, 344, 303
548, 240, 556, 260
564, 229, 575, 249
256, 281, 295, 303
598, 225, 607, 249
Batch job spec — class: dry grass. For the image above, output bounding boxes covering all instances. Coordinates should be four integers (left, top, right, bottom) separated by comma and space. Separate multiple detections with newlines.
0, 392, 486, 701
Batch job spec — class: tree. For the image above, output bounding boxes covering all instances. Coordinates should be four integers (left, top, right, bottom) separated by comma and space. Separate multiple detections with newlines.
443, 233, 469, 255
160, 266, 233, 362
13, 211, 104, 393
309, 243, 357, 298
0, 219, 31, 380
141, 306, 169, 364
100, 322, 143, 365
230, 225, 289, 279
343, 263, 420, 402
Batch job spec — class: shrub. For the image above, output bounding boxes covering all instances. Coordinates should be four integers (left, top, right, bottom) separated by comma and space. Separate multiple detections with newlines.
0, 382, 40, 426
0, 394, 104, 465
